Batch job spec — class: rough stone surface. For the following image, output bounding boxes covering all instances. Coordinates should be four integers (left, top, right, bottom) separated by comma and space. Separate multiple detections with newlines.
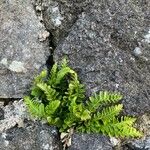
124, 114, 150, 150
0, 120, 62, 150
68, 133, 113, 150
54, 0, 150, 116
0, 100, 28, 132
0, 108, 4, 120
125, 136, 150, 150
34, 0, 92, 45
0, 100, 62, 150
0, 0, 50, 98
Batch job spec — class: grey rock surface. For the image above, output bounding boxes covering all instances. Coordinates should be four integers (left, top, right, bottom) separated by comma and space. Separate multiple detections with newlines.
0, 100, 62, 150
125, 136, 150, 150
0, 108, 4, 120
124, 114, 150, 150
68, 133, 113, 150
34, 0, 92, 45
0, 100, 28, 132
0, 0, 50, 98
54, 0, 150, 116
0, 120, 62, 150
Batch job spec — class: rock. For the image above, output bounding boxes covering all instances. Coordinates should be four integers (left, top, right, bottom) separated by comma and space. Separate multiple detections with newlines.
0, 99, 29, 132
68, 133, 113, 150
0, 120, 62, 150
0, 108, 4, 120
54, 0, 150, 116
34, 0, 92, 45
125, 136, 150, 150
0, 0, 50, 98
124, 114, 150, 150
0, 100, 62, 150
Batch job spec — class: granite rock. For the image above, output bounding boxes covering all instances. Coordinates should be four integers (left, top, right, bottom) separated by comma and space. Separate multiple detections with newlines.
0, 99, 62, 150
54, 0, 150, 116
34, 0, 92, 45
68, 133, 113, 150
125, 136, 150, 150
0, 120, 62, 150
0, 100, 28, 132
0, 0, 50, 98
0, 108, 4, 120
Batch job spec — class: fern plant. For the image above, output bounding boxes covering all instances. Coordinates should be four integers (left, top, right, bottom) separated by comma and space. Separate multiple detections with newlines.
24, 59, 142, 138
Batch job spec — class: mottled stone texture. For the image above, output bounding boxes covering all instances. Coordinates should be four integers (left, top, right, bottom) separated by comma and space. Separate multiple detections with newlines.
0, 120, 62, 150
54, 0, 150, 116
126, 136, 150, 150
0, 0, 50, 98
34, 0, 92, 45
68, 133, 113, 150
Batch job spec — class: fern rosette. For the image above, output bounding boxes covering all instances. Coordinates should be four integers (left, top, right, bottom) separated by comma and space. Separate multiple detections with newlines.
24, 59, 142, 138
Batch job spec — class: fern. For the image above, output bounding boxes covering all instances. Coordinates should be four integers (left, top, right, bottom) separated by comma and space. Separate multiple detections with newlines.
24, 58, 142, 138
48, 62, 58, 86
37, 82, 59, 101
86, 91, 123, 112
45, 100, 60, 115
99, 117, 141, 137
93, 104, 123, 123
24, 96, 46, 118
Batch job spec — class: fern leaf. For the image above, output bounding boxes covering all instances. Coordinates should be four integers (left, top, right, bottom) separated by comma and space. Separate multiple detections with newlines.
66, 80, 85, 103
34, 70, 47, 84
31, 70, 47, 97
24, 96, 45, 118
61, 58, 68, 68
86, 91, 123, 112
80, 110, 91, 121
93, 104, 123, 123
37, 82, 59, 101
31, 86, 44, 97
99, 117, 142, 137
55, 67, 77, 85
48, 62, 58, 85
61, 114, 78, 132
45, 100, 60, 115
47, 116, 62, 127
121, 126, 142, 137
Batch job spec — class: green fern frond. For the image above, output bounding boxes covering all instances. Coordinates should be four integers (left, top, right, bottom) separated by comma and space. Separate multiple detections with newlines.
61, 58, 68, 68
47, 116, 62, 127
121, 126, 142, 137
31, 70, 48, 97
37, 82, 59, 101
66, 80, 85, 103
60, 115, 77, 132
34, 70, 47, 84
93, 104, 123, 123
48, 62, 58, 86
31, 86, 44, 97
98, 117, 142, 137
24, 96, 45, 118
45, 100, 60, 115
55, 67, 77, 85
86, 91, 123, 112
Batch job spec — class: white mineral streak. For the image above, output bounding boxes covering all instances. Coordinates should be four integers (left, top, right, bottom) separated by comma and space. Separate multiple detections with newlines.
144, 30, 150, 44
9, 61, 26, 73
110, 137, 120, 146
42, 143, 50, 150
133, 47, 142, 56
1, 133, 9, 146
0, 58, 8, 66
51, 6, 64, 27
4, 140, 9, 146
